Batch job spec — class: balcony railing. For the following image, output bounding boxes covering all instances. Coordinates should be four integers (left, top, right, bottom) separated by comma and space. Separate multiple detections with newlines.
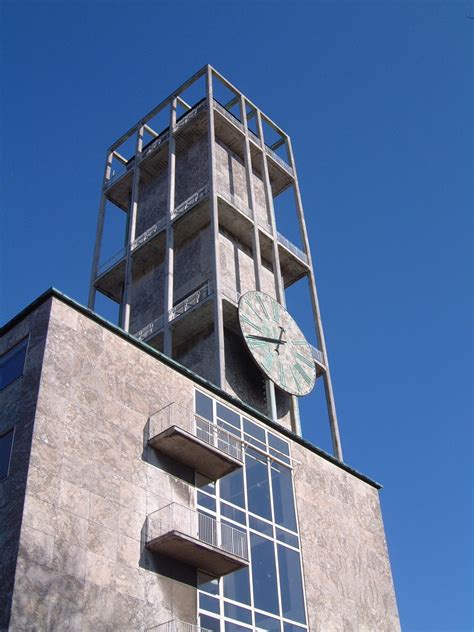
148, 621, 212, 632
310, 344, 325, 366
174, 101, 206, 133
170, 281, 213, 322
146, 502, 249, 563
133, 315, 165, 342
104, 165, 131, 189
171, 184, 209, 222
149, 403, 243, 465
217, 186, 252, 220
277, 232, 308, 264
248, 129, 261, 146
213, 101, 243, 131
132, 217, 167, 251
265, 146, 294, 176
97, 246, 126, 277
140, 132, 170, 162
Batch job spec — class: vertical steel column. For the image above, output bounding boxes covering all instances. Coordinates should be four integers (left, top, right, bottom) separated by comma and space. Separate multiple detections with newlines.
121, 129, 144, 332
88, 151, 113, 309
240, 96, 262, 293
206, 67, 225, 388
164, 100, 177, 357
286, 137, 343, 461
256, 112, 295, 427
242, 99, 277, 422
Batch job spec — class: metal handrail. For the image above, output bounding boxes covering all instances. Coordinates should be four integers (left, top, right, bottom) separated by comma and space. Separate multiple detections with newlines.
265, 145, 294, 175
310, 344, 325, 366
174, 101, 206, 133
140, 132, 170, 161
133, 315, 165, 341
147, 620, 212, 632
97, 246, 126, 277
171, 184, 209, 221
169, 281, 213, 321
147, 502, 249, 561
276, 232, 308, 264
213, 101, 243, 130
132, 217, 167, 250
216, 186, 252, 219
149, 403, 243, 463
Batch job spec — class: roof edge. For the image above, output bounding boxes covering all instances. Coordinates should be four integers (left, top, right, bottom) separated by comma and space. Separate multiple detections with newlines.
1, 288, 383, 490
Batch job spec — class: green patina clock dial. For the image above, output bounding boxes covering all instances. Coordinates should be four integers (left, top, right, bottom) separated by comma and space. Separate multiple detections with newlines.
238, 290, 316, 397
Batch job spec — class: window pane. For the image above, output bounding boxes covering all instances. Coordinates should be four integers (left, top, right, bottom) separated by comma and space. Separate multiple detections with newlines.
284, 624, 306, 632
224, 601, 252, 624
255, 612, 281, 632
225, 622, 251, 632
251, 533, 279, 615
271, 463, 297, 531
243, 419, 266, 449
249, 515, 273, 536
246, 449, 271, 520
216, 403, 240, 428
198, 572, 219, 596
268, 433, 289, 455
276, 528, 299, 548
198, 491, 216, 512
220, 468, 245, 508
277, 545, 306, 623
221, 502, 246, 525
0, 429, 14, 479
199, 593, 220, 614
200, 614, 220, 632
0, 338, 27, 391
223, 566, 251, 605
196, 391, 213, 421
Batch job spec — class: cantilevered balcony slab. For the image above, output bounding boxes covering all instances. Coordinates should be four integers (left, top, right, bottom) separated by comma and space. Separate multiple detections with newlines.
146, 503, 248, 577
94, 248, 126, 302
148, 403, 243, 480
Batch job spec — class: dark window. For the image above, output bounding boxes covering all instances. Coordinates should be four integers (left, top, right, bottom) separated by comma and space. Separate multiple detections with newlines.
250, 533, 279, 614
0, 428, 14, 479
277, 544, 306, 623
223, 566, 251, 605
220, 467, 245, 508
255, 611, 281, 632
271, 462, 297, 531
0, 338, 28, 391
199, 593, 220, 614
216, 403, 240, 429
246, 448, 272, 520
224, 601, 252, 624
200, 614, 220, 632
196, 391, 213, 421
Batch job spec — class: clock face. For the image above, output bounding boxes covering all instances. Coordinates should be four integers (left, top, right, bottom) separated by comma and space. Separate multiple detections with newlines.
238, 291, 316, 397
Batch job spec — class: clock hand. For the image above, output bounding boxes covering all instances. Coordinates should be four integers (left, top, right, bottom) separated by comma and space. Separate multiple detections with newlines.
246, 334, 287, 345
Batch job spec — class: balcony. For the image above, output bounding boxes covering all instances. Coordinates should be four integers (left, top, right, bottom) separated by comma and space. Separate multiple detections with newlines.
146, 503, 249, 577
148, 621, 211, 632
94, 246, 126, 302
148, 402, 243, 479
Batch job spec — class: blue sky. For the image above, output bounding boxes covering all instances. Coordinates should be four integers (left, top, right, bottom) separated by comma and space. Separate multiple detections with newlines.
0, 1, 472, 630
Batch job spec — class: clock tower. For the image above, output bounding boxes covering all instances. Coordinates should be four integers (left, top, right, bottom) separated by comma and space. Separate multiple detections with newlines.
89, 65, 342, 460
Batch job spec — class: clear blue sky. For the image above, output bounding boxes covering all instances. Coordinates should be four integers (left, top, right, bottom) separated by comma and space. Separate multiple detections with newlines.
0, 1, 472, 630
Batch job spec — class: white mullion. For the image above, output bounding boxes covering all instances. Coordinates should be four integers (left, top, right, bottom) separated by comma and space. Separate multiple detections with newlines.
266, 446, 284, 632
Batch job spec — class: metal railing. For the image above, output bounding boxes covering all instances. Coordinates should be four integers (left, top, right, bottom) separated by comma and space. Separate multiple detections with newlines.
140, 132, 170, 162
265, 145, 294, 176
132, 217, 167, 251
97, 246, 126, 277
149, 402, 243, 462
213, 101, 243, 131
277, 232, 308, 264
248, 129, 261, 146
169, 281, 213, 322
216, 186, 252, 219
310, 344, 325, 366
148, 621, 212, 632
171, 184, 209, 221
147, 502, 248, 561
174, 101, 206, 133
104, 165, 131, 189
133, 315, 165, 341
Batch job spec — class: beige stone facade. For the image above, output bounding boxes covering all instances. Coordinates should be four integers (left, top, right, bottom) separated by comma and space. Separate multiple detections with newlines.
0, 292, 400, 631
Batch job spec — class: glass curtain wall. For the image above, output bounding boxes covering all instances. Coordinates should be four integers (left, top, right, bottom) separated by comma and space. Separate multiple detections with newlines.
195, 391, 308, 632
